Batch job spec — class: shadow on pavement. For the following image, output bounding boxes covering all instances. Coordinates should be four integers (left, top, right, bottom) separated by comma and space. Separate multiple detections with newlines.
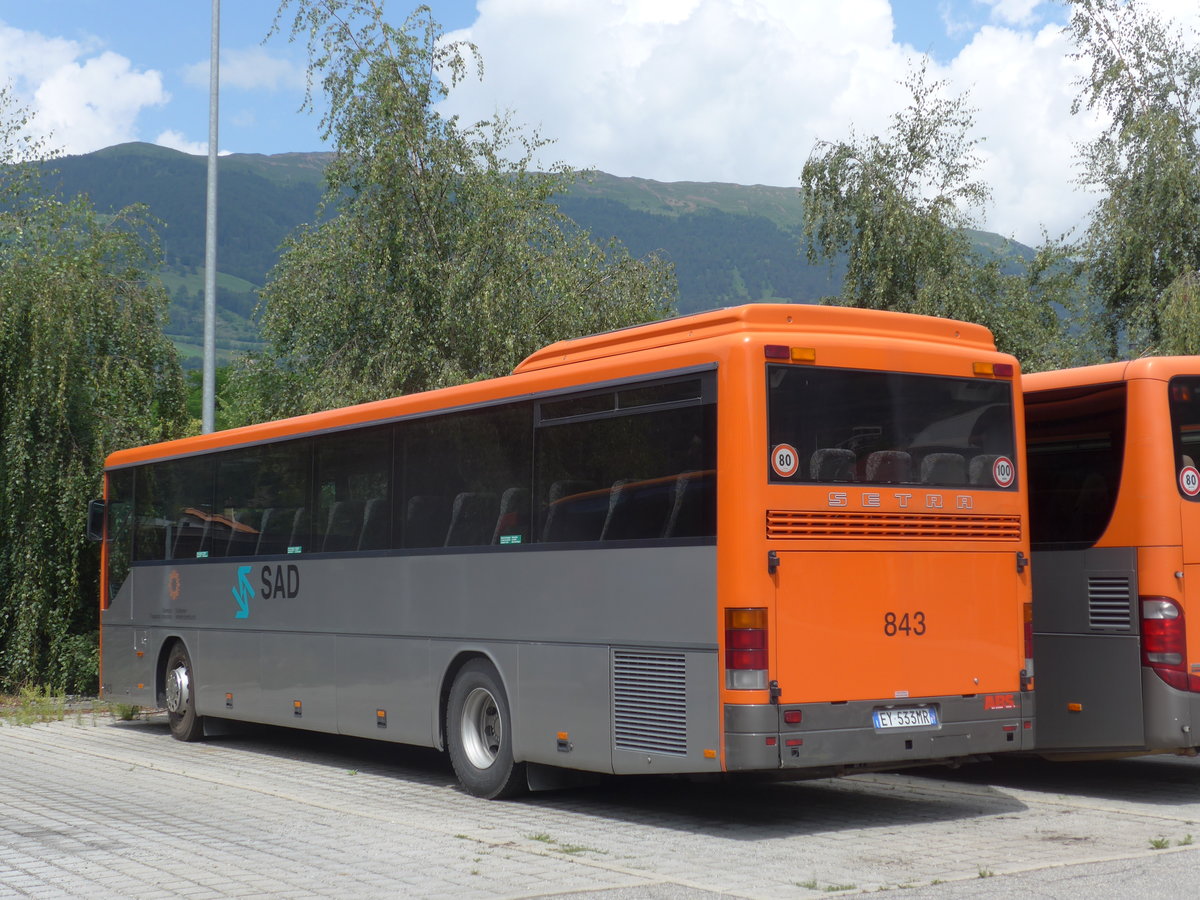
115, 714, 1028, 839
905, 753, 1200, 806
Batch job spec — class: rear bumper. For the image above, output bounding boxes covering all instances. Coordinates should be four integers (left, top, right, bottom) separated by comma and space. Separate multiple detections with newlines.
724, 692, 1034, 771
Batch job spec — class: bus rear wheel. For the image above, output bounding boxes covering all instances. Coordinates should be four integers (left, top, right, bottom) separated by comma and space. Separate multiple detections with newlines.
446, 660, 526, 799
164, 642, 204, 742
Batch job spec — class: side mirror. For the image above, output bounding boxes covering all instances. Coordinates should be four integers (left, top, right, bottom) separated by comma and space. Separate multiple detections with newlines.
87, 499, 106, 542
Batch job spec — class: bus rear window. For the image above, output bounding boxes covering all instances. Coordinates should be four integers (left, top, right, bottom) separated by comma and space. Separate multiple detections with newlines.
1170, 377, 1200, 501
767, 365, 1016, 488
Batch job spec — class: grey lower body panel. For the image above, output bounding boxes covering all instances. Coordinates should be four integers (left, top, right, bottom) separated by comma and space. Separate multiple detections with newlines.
724, 693, 1033, 772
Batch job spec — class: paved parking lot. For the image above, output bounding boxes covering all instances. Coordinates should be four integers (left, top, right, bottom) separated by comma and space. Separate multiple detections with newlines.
2, 714, 1200, 898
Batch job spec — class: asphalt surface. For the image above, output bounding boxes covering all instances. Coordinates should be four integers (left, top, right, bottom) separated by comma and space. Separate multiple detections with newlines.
3, 713, 1200, 897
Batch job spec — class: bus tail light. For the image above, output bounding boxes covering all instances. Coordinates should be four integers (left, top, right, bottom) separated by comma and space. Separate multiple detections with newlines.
1140, 597, 1200, 692
726, 608, 768, 690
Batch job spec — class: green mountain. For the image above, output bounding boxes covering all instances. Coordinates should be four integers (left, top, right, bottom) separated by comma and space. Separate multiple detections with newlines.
38, 143, 1033, 366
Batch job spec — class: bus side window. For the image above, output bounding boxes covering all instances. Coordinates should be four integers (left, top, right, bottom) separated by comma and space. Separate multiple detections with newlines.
135, 456, 215, 561
315, 427, 391, 554
398, 403, 532, 550
534, 385, 715, 543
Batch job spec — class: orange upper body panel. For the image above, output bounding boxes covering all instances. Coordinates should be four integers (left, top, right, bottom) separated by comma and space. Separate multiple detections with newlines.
106, 303, 1002, 469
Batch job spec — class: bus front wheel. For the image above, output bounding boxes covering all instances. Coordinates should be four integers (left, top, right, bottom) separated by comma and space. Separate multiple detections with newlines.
164, 642, 204, 742
446, 660, 526, 799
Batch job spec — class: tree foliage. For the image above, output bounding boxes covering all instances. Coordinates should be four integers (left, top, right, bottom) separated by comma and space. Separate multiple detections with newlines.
1068, 0, 1200, 354
230, 1, 675, 422
800, 64, 1075, 371
0, 88, 187, 691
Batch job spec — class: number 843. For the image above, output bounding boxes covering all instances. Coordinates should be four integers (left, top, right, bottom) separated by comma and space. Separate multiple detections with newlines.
884, 611, 926, 636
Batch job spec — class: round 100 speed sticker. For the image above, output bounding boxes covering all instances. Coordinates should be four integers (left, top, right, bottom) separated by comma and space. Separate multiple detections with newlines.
992, 455, 1016, 488
1181, 465, 1200, 497
771, 443, 800, 478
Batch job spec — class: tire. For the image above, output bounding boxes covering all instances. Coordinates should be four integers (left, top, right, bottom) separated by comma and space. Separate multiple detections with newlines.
164, 642, 204, 742
446, 659, 526, 799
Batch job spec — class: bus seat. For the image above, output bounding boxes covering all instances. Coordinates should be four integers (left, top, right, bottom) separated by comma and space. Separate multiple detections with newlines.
491, 487, 529, 544
920, 452, 966, 485
404, 495, 450, 548
358, 498, 391, 551
171, 516, 209, 559
1067, 472, 1110, 538
865, 450, 912, 484
223, 508, 261, 557
542, 480, 601, 542
663, 471, 712, 538
322, 499, 365, 553
287, 507, 308, 553
810, 448, 856, 482
256, 507, 296, 555
601, 478, 673, 541
968, 454, 999, 486
445, 492, 499, 547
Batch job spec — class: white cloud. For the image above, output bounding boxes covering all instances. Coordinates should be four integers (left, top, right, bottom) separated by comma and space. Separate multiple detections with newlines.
0, 22, 166, 155
32, 51, 167, 154
445, 0, 911, 186
155, 129, 208, 155
979, 0, 1042, 28
183, 46, 307, 92
442, 0, 1109, 243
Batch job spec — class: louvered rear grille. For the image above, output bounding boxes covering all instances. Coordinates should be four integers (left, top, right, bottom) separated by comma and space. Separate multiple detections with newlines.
766, 510, 1022, 540
612, 651, 687, 756
1088, 575, 1134, 630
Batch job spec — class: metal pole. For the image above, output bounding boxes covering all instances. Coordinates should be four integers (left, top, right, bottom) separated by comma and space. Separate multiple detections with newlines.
202, 0, 220, 433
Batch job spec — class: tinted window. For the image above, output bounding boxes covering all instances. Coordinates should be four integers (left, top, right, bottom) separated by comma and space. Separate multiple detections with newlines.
767, 365, 1017, 489
1170, 378, 1200, 500
1025, 382, 1126, 547
398, 404, 533, 548
535, 398, 715, 543
214, 441, 313, 557
106, 469, 134, 604
134, 456, 215, 560
315, 427, 390, 552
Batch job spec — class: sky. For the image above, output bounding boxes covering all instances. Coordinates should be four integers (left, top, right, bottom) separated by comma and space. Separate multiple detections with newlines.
1, 0, 1199, 247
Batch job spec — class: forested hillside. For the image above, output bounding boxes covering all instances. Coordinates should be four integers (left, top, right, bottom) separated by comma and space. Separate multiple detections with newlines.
38, 143, 1032, 364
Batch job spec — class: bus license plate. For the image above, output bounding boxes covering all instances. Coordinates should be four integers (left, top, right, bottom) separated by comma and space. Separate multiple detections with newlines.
873, 706, 938, 729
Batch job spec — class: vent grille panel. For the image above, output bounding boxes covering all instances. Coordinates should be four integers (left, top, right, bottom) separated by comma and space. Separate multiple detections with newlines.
1088, 575, 1134, 630
613, 652, 687, 756
767, 510, 1022, 541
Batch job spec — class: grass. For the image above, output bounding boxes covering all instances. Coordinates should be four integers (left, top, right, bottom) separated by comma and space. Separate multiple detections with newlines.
0, 686, 67, 725
1150, 837, 1171, 850
977, 868, 995, 878
798, 878, 856, 892
526, 832, 603, 856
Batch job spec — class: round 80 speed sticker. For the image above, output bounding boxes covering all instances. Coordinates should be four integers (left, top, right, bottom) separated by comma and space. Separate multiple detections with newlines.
1181, 465, 1200, 496
992, 455, 1016, 488
771, 443, 800, 478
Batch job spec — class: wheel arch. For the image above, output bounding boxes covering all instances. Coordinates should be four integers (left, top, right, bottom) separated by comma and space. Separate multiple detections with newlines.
437, 649, 510, 753
154, 634, 187, 708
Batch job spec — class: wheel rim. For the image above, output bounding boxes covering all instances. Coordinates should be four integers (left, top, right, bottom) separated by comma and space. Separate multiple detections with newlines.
165, 663, 190, 715
459, 686, 502, 770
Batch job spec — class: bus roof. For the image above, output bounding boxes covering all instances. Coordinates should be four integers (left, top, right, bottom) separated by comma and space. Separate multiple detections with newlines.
1024, 356, 1200, 392
106, 303, 999, 470
515, 303, 996, 373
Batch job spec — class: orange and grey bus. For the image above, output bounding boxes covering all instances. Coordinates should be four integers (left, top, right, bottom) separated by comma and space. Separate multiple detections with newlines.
1025, 358, 1200, 756
91, 304, 1033, 797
